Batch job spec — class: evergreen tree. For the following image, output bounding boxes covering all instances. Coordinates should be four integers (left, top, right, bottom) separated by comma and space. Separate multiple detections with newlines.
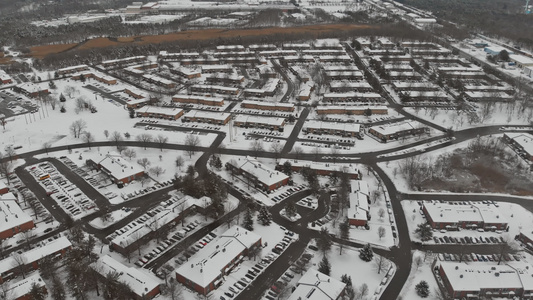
284, 202, 297, 218
359, 243, 374, 262
128, 107, 135, 118
59, 93, 66, 102
257, 205, 272, 226
243, 208, 254, 231
51, 276, 67, 300
282, 161, 292, 176
339, 217, 350, 255
317, 255, 331, 276
316, 227, 332, 256
415, 223, 433, 241
415, 280, 430, 298
28, 282, 46, 300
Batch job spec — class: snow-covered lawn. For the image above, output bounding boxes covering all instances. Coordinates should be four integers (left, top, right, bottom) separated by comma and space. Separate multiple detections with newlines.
306, 243, 394, 299
398, 251, 443, 300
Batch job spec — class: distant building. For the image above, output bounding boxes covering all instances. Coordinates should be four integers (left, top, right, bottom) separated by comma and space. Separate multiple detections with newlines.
368, 121, 429, 142
226, 157, 289, 192
13, 83, 49, 98
287, 268, 346, 300
303, 121, 362, 137
172, 94, 224, 107
135, 106, 184, 120
518, 231, 533, 252
181, 110, 231, 125
503, 132, 533, 163
233, 115, 286, 132
175, 226, 262, 295
278, 159, 361, 180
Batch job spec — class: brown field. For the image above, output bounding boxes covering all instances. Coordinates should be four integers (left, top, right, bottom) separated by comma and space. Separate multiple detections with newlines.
31, 43, 78, 59
0, 57, 12, 64
30, 24, 375, 58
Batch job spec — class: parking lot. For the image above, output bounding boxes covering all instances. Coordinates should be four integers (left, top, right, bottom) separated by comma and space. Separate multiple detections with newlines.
25, 162, 99, 219
0, 90, 39, 117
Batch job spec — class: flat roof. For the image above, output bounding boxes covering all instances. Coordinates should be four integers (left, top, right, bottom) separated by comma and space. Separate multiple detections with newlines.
7, 273, 46, 299
183, 110, 231, 121
0, 236, 72, 274
423, 202, 507, 225
95, 255, 160, 297
91, 152, 144, 181
504, 132, 533, 156
440, 261, 526, 292
303, 120, 361, 133
175, 225, 261, 288
369, 121, 424, 136
0, 192, 33, 234
348, 192, 369, 221
136, 106, 183, 116
278, 159, 360, 175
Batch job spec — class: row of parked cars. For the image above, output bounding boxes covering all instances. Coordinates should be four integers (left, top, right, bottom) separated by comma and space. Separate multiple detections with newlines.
439, 252, 522, 263
121, 179, 175, 201
271, 185, 307, 203
59, 156, 107, 190
135, 220, 201, 268
267, 252, 314, 299
27, 162, 98, 218
433, 235, 505, 245
9, 174, 53, 224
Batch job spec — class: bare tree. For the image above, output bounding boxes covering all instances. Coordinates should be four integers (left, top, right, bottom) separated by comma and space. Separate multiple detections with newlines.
136, 133, 153, 150
292, 146, 304, 160
149, 166, 164, 177
123, 148, 137, 160
378, 226, 386, 240
0, 154, 12, 184
250, 139, 264, 158
175, 156, 184, 171
270, 142, 283, 162
103, 130, 109, 139
167, 279, 183, 300
137, 158, 151, 169
64, 86, 77, 98
69, 119, 87, 138
140, 176, 151, 187
185, 134, 200, 158
11, 252, 28, 279
82, 131, 95, 149
312, 146, 322, 162
110, 131, 123, 149
42, 142, 52, 155
374, 255, 389, 274
378, 208, 386, 220
156, 134, 169, 151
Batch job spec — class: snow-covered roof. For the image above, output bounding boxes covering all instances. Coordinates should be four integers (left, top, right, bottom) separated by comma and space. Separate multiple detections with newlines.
90, 152, 143, 181
57, 64, 89, 73
348, 192, 369, 221
464, 91, 513, 100
234, 114, 285, 127
463, 85, 513, 92
278, 159, 360, 176
303, 120, 360, 133
510, 54, 533, 65
323, 65, 359, 72
230, 157, 288, 186
440, 261, 530, 293
7, 273, 46, 299
323, 92, 381, 99
0, 192, 33, 234
437, 66, 481, 72
191, 84, 238, 92
329, 81, 373, 90
241, 100, 294, 109
288, 268, 346, 300
314, 38, 341, 48
142, 74, 173, 85
316, 105, 388, 113
423, 202, 507, 226
350, 180, 369, 196
183, 110, 231, 121
136, 106, 183, 116
111, 195, 199, 246
94, 255, 160, 297
0, 236, 72, 274
102, 56, 145, 65
216, 45, 245, 51
175, 225, 261, 288
172, 94, 224, 104
391, 82, 439, 90
504, 132, 533, 156
369, 121, 423, 136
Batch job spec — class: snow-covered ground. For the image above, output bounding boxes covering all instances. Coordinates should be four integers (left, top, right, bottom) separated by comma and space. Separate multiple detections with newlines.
398, 250, 443, 300
306, 243, 394, 299
88, 208, 133, 229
